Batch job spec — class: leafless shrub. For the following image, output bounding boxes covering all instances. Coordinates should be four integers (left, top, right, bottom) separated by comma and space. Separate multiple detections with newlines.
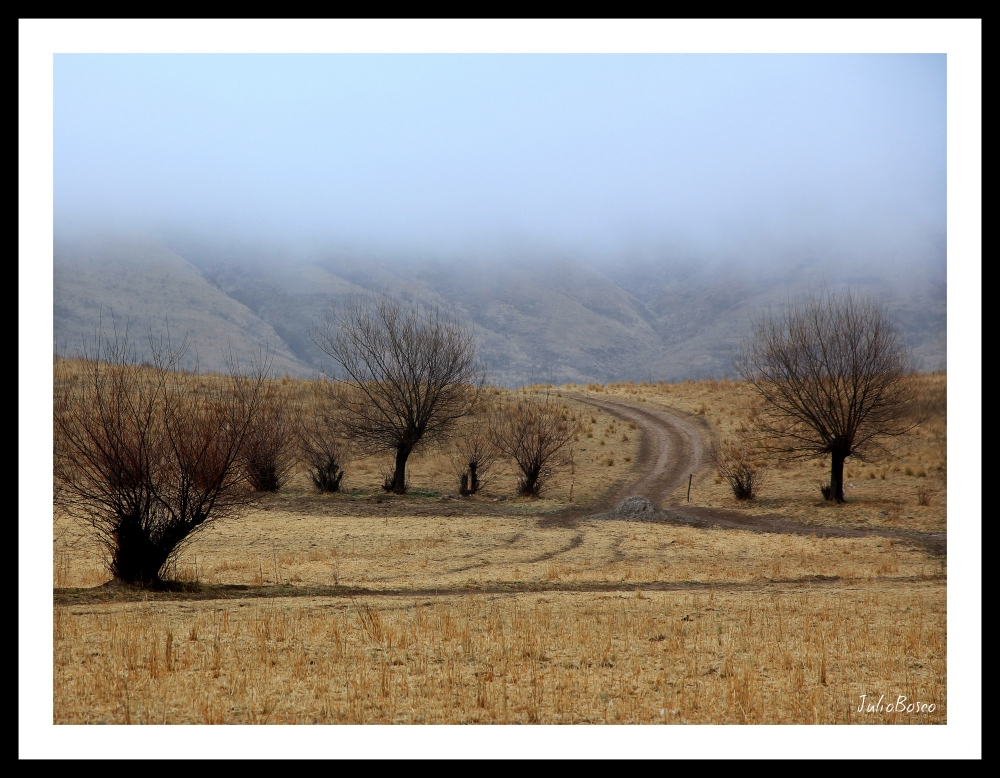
293, 381, 353, 493
712, 437, 765, 501
916, 487, 933, 507
241, 389, 295, 492
310, 293, 484, 494
53, 325, 270, 586
449, 393, 504, 496
493, 391, 580, 497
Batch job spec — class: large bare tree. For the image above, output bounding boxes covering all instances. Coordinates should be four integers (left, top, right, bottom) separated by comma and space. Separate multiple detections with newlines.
734, 288, 919, 503
54, 327, 272, 585
309, 293, 483, 494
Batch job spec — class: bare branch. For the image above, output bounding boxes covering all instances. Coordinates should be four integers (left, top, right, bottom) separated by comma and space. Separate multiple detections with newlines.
447, 388, 505, 495
492, 390, 580, 497
292, 379, 354, 493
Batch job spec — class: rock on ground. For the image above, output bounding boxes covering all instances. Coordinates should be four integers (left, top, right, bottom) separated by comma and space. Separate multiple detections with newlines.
614, 497, 657, 517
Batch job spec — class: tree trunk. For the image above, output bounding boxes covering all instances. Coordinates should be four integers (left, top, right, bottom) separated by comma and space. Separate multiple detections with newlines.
313, 458, 343, 492
390, 445, 412, 494
113, 516, 171, 585
469, 461, 479, 494
518, 465, 541, 497
829, 449, 847, 503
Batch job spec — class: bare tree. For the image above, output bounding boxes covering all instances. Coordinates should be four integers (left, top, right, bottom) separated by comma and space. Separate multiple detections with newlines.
293, 380, 353, 493
309, 293, 484, 494
734, 288, 919, 503
493, 391, 579, 497
448, 390, 504, 496
54, 326, 271, 586
241, 388, 296, 492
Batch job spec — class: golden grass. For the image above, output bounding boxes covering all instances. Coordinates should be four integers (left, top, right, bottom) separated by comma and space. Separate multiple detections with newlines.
51, 368, 947, 726
53, 583, 945, 724
53, 509, 943, 592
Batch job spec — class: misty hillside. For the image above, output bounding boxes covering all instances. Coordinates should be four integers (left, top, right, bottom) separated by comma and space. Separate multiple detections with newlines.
53, 237, 947, 384
53, 239, 307, 376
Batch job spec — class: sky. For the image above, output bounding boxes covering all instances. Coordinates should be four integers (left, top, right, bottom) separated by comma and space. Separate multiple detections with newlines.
22, 20, 980, 760
53, 52, 946, 267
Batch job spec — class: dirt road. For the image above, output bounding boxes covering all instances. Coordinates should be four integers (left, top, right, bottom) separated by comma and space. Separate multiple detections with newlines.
565, 393, 946, 556
569, 393, 711, 506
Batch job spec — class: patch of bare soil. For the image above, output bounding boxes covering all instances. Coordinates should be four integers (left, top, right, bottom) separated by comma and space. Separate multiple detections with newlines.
53, 573, 943, 606
598, 504, 946, 556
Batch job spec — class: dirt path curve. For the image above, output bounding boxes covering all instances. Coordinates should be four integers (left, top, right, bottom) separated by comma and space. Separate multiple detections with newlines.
557, 393, 946, 556
569, 393, 711, 507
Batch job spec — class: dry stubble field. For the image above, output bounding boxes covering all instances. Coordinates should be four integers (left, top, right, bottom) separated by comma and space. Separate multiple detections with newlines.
52, 374, 947, 725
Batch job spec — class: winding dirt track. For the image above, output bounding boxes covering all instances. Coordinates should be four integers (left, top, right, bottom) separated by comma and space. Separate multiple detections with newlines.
570, 394, 710, 507
560, 393, 946, 556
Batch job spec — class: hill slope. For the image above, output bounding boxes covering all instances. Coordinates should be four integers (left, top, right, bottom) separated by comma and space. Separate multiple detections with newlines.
52, 236, 947, 384
54, 238, 309, 376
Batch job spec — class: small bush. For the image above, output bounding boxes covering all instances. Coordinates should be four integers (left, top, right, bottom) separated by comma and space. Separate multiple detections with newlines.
450, 401, 503, 496
713, 437, 765, 501
493, 391, 580, 497
311, 457, 345, 492
294, 382, 353, 494
243, 393, 296, 492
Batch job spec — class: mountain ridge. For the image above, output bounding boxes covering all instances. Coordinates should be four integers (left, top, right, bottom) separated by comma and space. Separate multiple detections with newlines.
53, 236, 947, 384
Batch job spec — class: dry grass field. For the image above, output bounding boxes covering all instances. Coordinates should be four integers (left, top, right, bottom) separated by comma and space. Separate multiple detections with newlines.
54, 506, 942, 594
51, 367, 947, 726
54, 584, 944, 725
